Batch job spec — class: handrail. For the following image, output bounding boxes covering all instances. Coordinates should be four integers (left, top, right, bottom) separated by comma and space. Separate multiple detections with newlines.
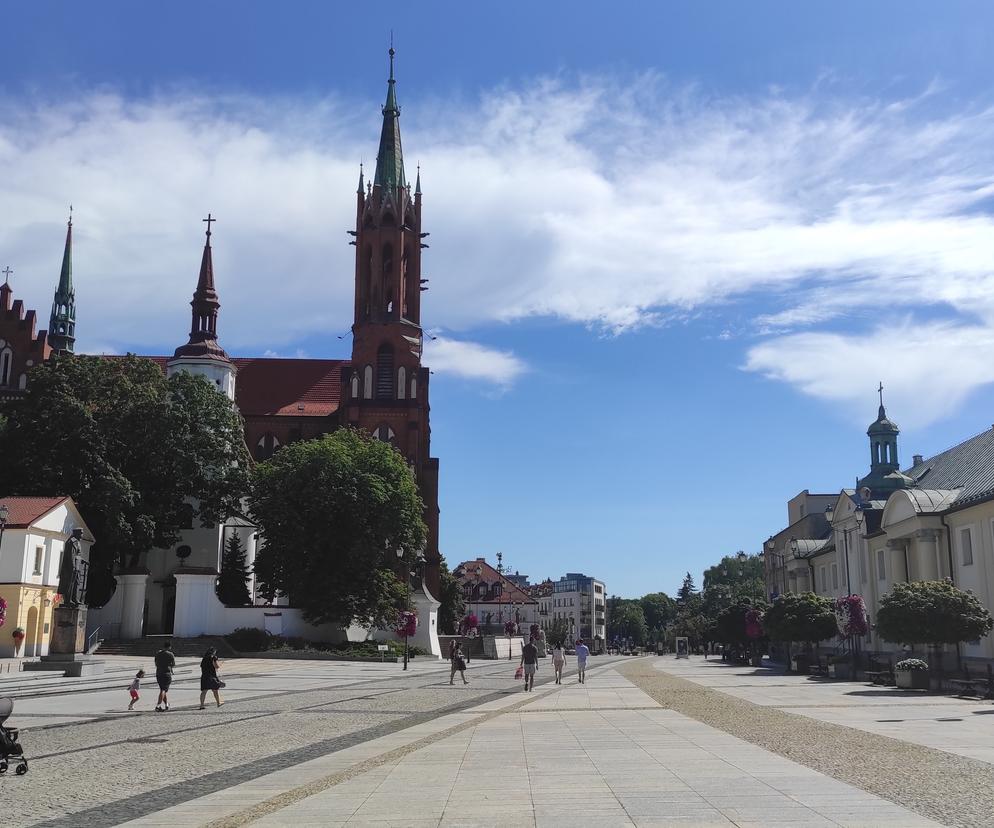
86, 626, 101, 654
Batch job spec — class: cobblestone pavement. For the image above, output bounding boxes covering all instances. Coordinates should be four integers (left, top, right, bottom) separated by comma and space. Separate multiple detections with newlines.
2, 654, 591, 828
117, 663, 940, 828
620, 656, 994, 828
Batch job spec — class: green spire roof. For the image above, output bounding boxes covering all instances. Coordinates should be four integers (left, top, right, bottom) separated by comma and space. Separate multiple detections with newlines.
49, 210, 76, 355
373, 47, 406, 191
57, 214, 73, 297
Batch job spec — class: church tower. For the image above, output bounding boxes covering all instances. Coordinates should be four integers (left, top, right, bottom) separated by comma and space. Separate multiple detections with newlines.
48, 212, 76, 356
344, 48, 441, 599
167, 215, 236, 400
858, 384, 912, 499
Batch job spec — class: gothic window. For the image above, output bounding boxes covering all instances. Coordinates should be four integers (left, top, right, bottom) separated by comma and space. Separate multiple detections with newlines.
373, 424, 396, 444
397, 366, 406, 399
18, 373, 27, 389
350, 371, 360, 399
0, 346, 12, 385
362, 246, 372, 320
401, 246, 410, 318
376, 344, 394, 399
256, 433, 280, 461
410, 374, 417, 399
363, 365, 373, 399
381, 244, 394, 315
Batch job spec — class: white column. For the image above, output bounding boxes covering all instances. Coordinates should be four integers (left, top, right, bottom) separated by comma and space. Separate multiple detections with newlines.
173, 572, 219, 637
916, 529, 940, 580
410, 578, 442, 658
887, 539, 908, 582
117, 573, 149, 640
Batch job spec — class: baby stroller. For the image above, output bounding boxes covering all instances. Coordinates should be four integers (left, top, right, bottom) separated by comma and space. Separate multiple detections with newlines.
0, 697, 28, 775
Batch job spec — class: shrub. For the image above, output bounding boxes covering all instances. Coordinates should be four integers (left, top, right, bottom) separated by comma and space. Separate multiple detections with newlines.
225, 627, 275, 652
877, 580, 994, 649
896, 658, 929, 672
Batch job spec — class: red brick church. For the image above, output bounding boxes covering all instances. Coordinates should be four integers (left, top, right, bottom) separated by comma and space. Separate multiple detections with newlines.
0, 50, 442, 599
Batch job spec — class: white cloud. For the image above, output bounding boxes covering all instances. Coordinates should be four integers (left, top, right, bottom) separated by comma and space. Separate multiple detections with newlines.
423, 335, 526, 388
3, 79, 994, 404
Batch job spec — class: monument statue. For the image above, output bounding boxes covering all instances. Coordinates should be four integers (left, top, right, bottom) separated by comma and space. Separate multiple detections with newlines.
57, 529, 85, 608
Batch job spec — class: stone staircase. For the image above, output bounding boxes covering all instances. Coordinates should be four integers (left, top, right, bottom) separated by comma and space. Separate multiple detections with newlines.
94, 636, 237, 658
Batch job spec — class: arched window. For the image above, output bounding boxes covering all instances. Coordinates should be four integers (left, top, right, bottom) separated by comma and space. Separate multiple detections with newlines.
376, 344, 394, 399
256, 433, 280, 460
0, 346, 12, 386
397, 366, 406, 399
362, 245, 372, 320
410, 374, 417, 399
18, 373, 27, 389
363, 365, 373, 399
350, 371, 360, 399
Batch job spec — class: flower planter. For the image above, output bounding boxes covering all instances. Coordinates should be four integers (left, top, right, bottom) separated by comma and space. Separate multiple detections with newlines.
895, 670, 929, 690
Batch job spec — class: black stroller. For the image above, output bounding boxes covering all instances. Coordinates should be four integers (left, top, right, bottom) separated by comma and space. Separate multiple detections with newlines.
0, 697, 28, 775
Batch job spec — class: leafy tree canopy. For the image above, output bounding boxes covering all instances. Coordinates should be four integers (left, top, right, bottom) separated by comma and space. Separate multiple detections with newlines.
640, 592, 676, 631
437, 560, 465, 635
714, 598, 767, 646
677, 572, 699, 604
762, 592, 837, 647
610, 600, 648, 645
249, 429, 426, 627
0, 355, 249, 603
876, 579, 994, 647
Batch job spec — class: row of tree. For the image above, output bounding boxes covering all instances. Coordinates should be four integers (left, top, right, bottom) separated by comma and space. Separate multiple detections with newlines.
0, 355, 453, 629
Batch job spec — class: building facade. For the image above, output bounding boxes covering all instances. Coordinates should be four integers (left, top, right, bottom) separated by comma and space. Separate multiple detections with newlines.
540, 573, 606, 642
452, 558, 538, 632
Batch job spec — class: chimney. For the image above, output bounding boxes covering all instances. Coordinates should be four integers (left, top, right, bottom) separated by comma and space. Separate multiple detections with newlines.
913, 454, 924, 466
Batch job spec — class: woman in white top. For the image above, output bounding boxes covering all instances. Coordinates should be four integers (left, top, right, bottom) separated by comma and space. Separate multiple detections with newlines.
552, 644, 566, 684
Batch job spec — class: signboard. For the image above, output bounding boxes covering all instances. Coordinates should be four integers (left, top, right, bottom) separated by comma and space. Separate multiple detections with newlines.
377, 645, 388, 651
675, 636, 689, 659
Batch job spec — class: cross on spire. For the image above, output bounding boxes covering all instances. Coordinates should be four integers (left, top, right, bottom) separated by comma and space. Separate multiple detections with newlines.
878, 381, 884, 408
203, 212, 216, 238
2, 266, 11, 286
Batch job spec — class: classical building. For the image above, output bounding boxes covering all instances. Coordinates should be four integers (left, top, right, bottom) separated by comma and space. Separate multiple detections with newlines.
452, 558, 538, 631
0, 51, 444, 647
0, 496, 94, 658
764, 392, 994, 664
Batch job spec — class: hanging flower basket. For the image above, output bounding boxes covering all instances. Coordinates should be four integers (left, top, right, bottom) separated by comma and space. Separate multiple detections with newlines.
12, 626, 25, 640
833, 595, 869, 637
504, 620, 517, 635
745, 608, 764, 640
395, 610, 418, 639
0, 596, 7, 629
460, 613, 478, 636
52, 593, 64, 610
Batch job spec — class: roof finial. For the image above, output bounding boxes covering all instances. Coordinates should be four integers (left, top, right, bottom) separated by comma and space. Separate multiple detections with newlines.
203, 212, 215, 240
878, 381, 884, 409
2, 266, 11, 286
389, 33, 395, 82
415, 163, 421, 195
68, 203, 73, 228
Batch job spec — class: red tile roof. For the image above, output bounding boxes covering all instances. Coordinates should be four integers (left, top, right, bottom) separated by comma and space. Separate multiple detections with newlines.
0, 496, 69, 528
232, 358, 346, 417
453, 559, 537, 604
109, 355, 347, 418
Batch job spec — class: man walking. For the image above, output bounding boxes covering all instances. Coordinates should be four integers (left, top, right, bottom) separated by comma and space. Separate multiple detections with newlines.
520, 637, 538, 692
575, 638, 589, 684
154, 641, 176, 712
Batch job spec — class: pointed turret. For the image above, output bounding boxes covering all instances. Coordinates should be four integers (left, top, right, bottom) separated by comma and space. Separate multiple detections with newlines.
372, 47, 406, 192
168, 215, 236, 400
48, 211, 76, 355
858, 383, 912, 498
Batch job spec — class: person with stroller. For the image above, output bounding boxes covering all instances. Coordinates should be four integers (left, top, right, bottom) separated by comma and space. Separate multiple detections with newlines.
199, 646, 225, 709
449, 641, 469, 685
127, 669, 145, 711
154, 641, 175, 712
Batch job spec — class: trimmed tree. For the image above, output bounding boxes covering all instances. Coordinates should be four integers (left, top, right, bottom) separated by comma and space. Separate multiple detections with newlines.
762, 592, 837, 660
876, 580, 994, 659
217, 533, 252, 607
0, 355, 249, 605
250, 429, 427, 627
436, 560, 465, 635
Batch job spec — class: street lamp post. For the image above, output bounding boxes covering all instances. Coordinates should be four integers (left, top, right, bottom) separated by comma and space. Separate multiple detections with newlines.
395, 546, 409, 671
0, 503, 9, 560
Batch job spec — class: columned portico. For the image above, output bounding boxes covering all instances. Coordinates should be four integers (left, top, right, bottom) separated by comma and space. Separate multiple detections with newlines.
916, 528, 941, 580
118, 571, 149, 640
887, 538, 909, 582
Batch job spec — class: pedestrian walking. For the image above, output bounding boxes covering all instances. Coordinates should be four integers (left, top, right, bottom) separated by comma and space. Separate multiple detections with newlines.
154, 641, 175, 712
520, 638, 538, 691
449, 642, 469, 685
198, 647, 225, 709
575, 638, 589, 684
552, 644, 566, 684
127, 669, 145, 711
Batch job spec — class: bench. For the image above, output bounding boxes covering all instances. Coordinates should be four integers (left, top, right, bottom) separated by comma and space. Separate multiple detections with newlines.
948, 678, 991, 698
865, 669, 894, 686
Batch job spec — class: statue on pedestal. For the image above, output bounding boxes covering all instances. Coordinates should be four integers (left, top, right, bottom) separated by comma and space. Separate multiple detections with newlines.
57, 529, 86, 608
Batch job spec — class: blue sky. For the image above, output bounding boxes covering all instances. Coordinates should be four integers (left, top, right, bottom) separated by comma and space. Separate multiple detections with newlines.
4, 2, 994, 597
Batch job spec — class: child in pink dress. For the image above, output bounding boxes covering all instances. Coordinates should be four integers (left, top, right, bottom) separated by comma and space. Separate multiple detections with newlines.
128, 669, 145, 711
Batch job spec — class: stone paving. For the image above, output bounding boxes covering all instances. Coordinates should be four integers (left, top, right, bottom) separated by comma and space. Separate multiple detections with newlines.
659, 656, 994, 765
114, 662, 939, 828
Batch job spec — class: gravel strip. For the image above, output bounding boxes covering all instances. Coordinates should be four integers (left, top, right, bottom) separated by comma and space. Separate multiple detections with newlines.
619, 658, 993, 828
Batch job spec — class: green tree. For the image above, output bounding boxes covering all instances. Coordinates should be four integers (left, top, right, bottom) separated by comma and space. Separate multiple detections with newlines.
546, 617, 572, 648
250, 429, 427, 627
702, 553, 765, 599
640, 592, 676, 631
437, 560, 465, 635
612, 601, 648, 645
0, 355, 249, 604
763, 592, 837, 651
876, 580, 994, 654
677, 572, 699, 604
217, 533, 252, 606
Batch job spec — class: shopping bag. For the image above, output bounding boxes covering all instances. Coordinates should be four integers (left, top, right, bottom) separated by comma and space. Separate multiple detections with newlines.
514, 666, 524, 680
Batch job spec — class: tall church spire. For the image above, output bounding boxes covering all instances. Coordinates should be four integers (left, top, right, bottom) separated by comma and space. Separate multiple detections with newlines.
48, 208, 76, 355
373, 46, 406, 192
173, 214, 228, 361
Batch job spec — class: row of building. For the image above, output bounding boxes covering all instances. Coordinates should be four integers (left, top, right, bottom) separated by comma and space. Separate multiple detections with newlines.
761, 391, 994, 664
452, 558, 607, 643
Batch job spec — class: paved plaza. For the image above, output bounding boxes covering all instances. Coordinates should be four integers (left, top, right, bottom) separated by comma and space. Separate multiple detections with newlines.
0, 653, 960, 827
